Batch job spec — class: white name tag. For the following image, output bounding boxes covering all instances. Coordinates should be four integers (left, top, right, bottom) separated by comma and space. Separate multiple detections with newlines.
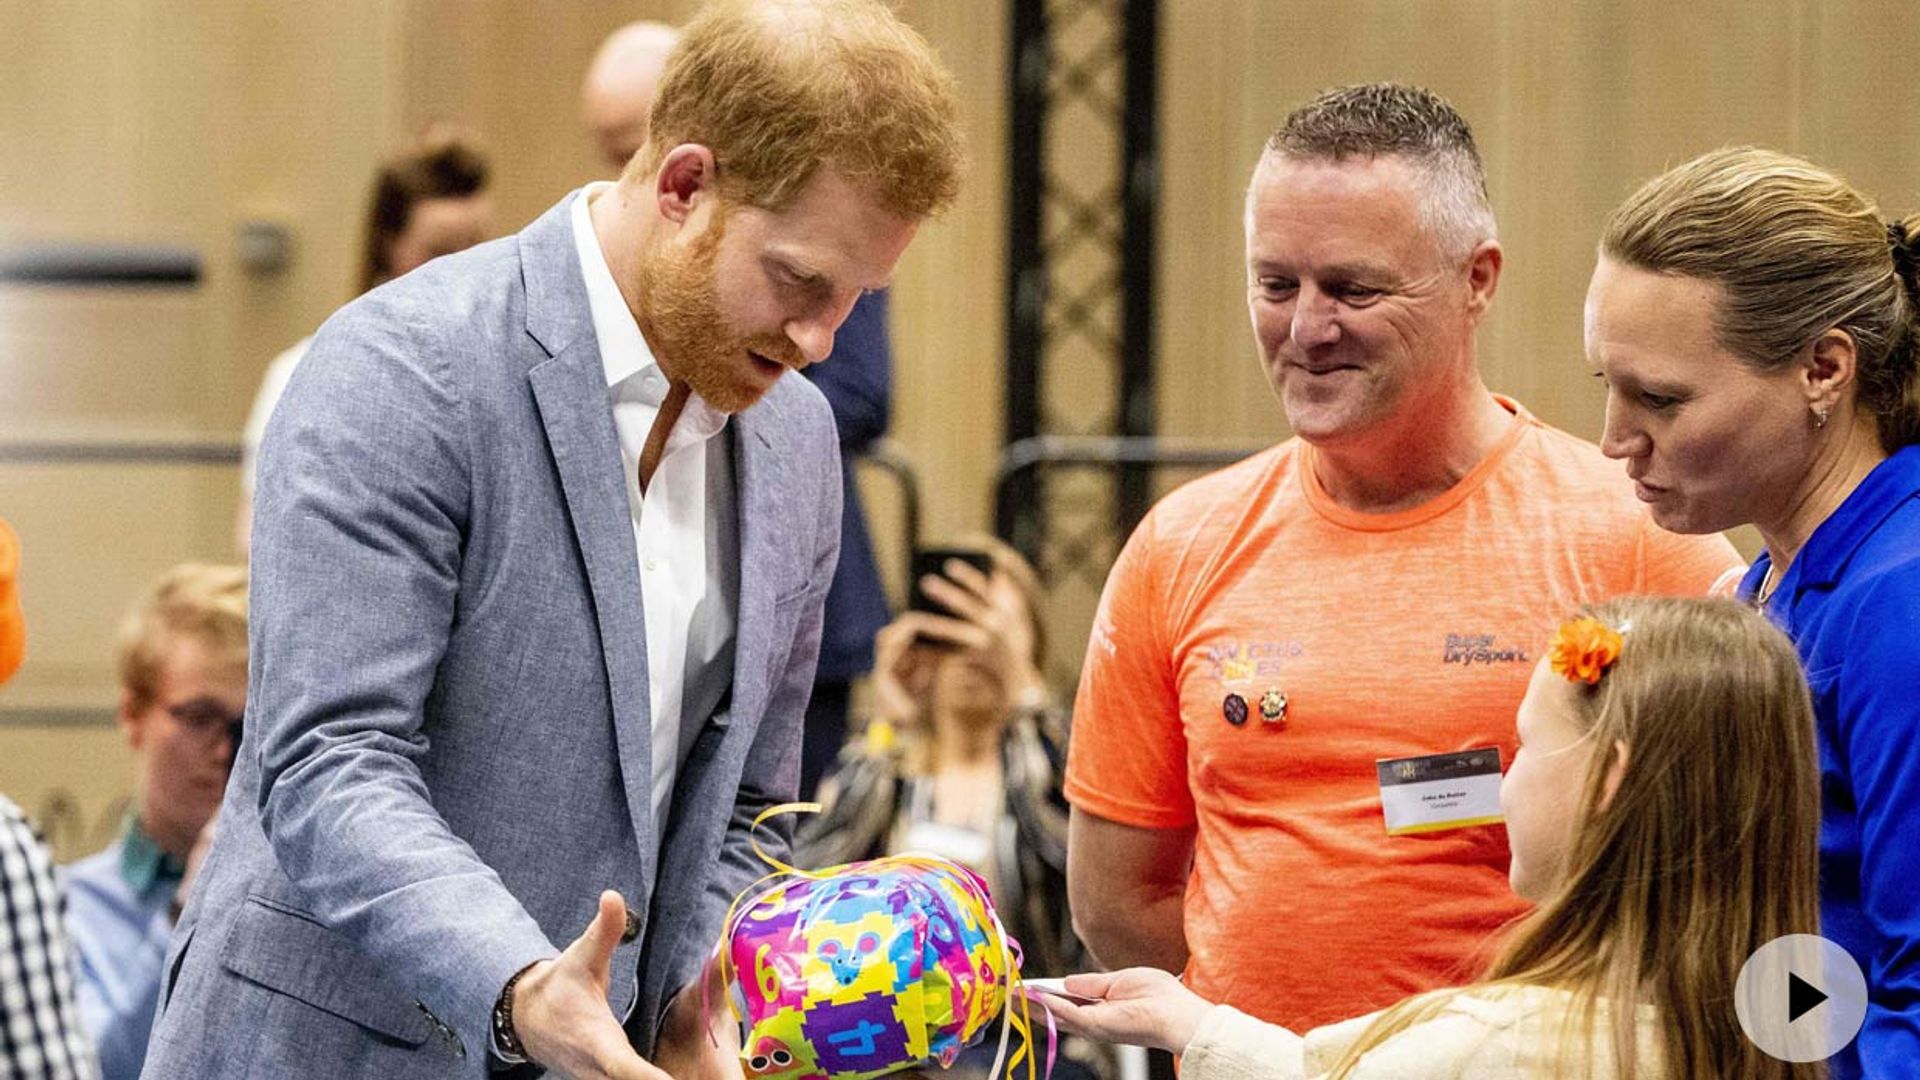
1376, 747, 1504, 835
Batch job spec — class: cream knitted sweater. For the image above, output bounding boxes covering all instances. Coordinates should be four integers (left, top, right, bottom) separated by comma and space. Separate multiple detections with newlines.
1181, 985, 1662, 1079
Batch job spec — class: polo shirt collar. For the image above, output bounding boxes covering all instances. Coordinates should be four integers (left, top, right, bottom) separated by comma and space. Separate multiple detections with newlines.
1746, 443, 1920, 599
118, 813, 185, 898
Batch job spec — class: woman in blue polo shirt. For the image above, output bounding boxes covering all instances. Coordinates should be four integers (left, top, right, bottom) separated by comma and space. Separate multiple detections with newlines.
1584, 146, 1920, 1080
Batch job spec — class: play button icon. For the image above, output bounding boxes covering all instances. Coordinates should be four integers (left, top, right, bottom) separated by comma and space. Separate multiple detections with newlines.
1788, 973, 1827, 1024
1736, 934, 1867, 1062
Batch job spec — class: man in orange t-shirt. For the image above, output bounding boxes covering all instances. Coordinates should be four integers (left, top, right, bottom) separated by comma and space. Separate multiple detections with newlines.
1062, 84, 1742, 1034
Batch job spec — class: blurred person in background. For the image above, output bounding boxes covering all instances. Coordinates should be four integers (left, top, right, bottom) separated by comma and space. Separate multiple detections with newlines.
1, 520, 98, 1078
799, 539, 1074, 973
581, 20, 681, 173
580, 17, 898, 800
797, 539, 1106, 1080
235, 127, 492, 551
63, 563, 246, 1080
1590, 146, 1920, 1079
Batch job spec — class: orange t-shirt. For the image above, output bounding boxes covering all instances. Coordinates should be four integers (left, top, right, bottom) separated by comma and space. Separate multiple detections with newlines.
1064, 399, 1743, 1032
0, 517, 23, 684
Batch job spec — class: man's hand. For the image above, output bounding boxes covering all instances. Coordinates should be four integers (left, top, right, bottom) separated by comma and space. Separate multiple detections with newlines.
512, 891, 674, 1080
1035, 969, 1212, 1054
652, 960, 743, 1080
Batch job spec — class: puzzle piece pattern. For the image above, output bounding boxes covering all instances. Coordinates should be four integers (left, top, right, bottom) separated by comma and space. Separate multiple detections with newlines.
723, 858, 1016, 1080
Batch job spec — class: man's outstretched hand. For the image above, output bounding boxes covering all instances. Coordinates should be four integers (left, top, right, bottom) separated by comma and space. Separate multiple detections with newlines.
512, 890, 675, 1080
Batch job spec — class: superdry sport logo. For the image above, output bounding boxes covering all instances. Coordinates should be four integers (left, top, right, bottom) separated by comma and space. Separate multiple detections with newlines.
1442, 633, 1530, 668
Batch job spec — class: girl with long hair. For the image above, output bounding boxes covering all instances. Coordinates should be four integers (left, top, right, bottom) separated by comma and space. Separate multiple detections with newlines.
1045, 597, 1822, 1079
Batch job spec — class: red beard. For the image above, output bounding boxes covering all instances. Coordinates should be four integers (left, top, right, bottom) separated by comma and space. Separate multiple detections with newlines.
635, 208, 803, 414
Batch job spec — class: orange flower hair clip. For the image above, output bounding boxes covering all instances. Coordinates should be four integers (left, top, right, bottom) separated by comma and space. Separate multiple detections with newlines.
1548, 617, 1624, 686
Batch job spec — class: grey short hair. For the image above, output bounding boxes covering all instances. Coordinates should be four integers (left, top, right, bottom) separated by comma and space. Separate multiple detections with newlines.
1266, 83, 1496, 259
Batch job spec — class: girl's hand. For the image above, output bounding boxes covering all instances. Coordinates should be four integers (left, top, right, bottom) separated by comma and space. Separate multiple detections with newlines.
1028, 968, 1213, 1053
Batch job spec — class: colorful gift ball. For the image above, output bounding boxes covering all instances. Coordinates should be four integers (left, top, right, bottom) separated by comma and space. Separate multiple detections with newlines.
721, 856, 1017, 1080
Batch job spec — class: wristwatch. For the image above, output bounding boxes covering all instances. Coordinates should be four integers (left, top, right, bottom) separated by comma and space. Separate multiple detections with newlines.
491, 966, 531, 1064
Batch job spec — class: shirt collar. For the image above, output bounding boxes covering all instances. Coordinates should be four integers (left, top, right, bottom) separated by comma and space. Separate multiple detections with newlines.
119, 813, 186, 897
569, 184, 729, 441
1742, 443, 1920, 601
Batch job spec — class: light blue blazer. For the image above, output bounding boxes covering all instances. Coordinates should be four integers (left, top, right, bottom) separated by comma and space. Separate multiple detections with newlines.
142, 194, 840, 1078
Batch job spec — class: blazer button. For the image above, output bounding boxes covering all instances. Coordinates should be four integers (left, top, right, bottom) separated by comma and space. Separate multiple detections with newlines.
622, 906, 643, 944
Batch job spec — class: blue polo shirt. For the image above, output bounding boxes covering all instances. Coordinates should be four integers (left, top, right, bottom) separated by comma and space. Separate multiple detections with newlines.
64, 815, 183, 1080
1741, 443, 1920, 1079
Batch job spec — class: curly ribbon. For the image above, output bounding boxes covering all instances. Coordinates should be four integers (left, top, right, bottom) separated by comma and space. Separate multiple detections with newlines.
702, 802, 1049, 1080
1017, 990, 1059, 1080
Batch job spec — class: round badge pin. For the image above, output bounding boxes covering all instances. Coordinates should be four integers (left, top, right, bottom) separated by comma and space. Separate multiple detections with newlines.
1222, 693, 1249, 726
1258, 689, 1288, 725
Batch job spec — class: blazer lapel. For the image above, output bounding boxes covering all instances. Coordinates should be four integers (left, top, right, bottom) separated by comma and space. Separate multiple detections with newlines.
630, 388, 800, 1039
521, 196, 657, 885
719, 401, 785, 751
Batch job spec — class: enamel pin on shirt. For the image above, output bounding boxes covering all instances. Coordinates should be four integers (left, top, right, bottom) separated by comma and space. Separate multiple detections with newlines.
1258, 689, 1288, 725
1222, 693, 1249, 726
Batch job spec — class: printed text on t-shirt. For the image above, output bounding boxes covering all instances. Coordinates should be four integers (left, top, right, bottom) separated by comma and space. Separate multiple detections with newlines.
1441, 633, 1530, 667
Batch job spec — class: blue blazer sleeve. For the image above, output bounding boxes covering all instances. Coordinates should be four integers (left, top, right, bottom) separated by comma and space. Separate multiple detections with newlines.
250, 296, 557, 1046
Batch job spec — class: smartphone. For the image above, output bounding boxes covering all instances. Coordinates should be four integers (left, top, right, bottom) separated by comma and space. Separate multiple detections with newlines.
908, 547, 993, 614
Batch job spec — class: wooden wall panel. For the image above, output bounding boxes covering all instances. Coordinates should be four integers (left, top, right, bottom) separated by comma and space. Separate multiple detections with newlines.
881, 0, 1009, 544
1, 1, 403, 726
399, 0, 699, 231
1153, 0, 1920, 458
0, 728, 135, 864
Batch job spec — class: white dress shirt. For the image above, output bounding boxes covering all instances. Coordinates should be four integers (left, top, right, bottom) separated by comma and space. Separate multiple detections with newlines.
570, 183, 738, 837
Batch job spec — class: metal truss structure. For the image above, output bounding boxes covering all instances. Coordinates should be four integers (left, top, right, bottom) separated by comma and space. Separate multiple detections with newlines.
1003, 0, 1160, 601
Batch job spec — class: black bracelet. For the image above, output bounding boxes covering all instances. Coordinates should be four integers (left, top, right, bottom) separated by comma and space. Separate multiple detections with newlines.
492, 965, 532, 1064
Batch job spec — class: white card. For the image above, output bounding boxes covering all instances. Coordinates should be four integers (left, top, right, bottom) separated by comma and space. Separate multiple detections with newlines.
1022, 978, 1101, 1005
1376, 747, 1504, 835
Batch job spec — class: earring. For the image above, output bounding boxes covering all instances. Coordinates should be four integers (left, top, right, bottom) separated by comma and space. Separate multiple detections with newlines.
1814, 406, 1832, 430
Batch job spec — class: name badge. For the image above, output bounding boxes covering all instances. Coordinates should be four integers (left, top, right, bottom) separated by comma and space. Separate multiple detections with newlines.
1376, 747, 1504, 835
